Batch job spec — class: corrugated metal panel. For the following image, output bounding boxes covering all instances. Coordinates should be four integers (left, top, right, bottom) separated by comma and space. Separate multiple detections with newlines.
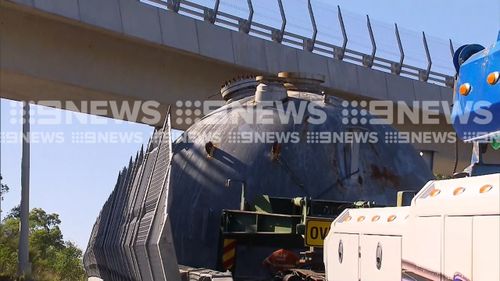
134, 141, 166, 280
132, 145, 159, 281
111, 165, 132, 280
104, 163, 130, 281
142, 141, 170, 215
121, 151, 145, 280
148, 116, 173, 281
84, 113, 179, 281
83, 210, 102, 277
136, 114, 172, 247
117, 155, 142, 280
94, 184, 119, 280
85, 151, 148, 280
126, 142, 157, 281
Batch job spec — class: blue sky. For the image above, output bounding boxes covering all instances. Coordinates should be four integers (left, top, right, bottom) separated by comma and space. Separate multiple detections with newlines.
1, 0, 499, 249
329, 0, 500, 47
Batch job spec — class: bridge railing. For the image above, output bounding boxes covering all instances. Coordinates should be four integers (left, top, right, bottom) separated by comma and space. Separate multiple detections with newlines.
142, 0, 459, 88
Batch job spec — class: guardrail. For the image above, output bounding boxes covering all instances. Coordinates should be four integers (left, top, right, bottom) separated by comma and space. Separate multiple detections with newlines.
142, 0, 457, 88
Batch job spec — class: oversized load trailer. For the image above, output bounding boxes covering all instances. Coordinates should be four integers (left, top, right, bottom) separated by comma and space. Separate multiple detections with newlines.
84, 72, 433, 281
85, 30, 500, 281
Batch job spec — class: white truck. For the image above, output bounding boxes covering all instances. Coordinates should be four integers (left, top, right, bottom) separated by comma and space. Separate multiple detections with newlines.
325, 173, 499, 281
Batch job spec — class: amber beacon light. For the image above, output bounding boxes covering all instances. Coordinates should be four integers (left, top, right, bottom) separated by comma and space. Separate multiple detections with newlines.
459, 83, 472, 96
487, 71, 499, 85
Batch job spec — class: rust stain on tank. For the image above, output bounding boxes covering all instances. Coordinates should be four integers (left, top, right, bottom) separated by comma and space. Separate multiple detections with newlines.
370, 164, 400, 187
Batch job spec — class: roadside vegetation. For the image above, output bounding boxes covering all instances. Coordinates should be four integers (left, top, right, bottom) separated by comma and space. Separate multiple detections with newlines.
0, 205, 86, 281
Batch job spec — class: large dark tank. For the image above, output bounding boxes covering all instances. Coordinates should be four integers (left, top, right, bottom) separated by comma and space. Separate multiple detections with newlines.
168, 73, 432, 266
84, 72, 433, 281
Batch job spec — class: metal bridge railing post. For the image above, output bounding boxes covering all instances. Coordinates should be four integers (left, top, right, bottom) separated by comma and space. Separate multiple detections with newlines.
166, 0, 180, 12
272, 0, 286, 43
445, 39, 456, 86
204, 0, 220, 24
304, 0, 317, 52
334, 5, 348, 60
449, 39, 455, 59
419, 31, 432, 82
391, 23, 404, 75
238, 0, 254, 34
362, 15, 376, 68
147, 0, 454, 87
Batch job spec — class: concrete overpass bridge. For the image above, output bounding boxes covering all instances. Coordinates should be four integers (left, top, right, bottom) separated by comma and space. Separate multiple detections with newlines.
1, 0, 470, 173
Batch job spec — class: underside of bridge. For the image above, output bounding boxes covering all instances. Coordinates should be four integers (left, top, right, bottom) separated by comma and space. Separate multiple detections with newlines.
0, 1, 247, 129
0, 0, 485, 175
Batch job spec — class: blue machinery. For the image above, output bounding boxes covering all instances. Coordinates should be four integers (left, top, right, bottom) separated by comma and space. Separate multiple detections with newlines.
451, 32, 500, 175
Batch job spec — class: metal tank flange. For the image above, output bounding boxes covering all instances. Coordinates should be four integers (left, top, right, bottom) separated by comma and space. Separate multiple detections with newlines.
254, 75, 288, 103
278, 72, 325, 93
220, 75, 258, 103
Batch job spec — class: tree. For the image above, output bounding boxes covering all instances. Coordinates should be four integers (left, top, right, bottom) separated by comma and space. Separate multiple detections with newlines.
0, 174, 9, 222
0, 181, 8, 196
4, 205, 20, 221
0, 207, 86, 281
0, 217, 19, 278
54, 242, 86, 281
